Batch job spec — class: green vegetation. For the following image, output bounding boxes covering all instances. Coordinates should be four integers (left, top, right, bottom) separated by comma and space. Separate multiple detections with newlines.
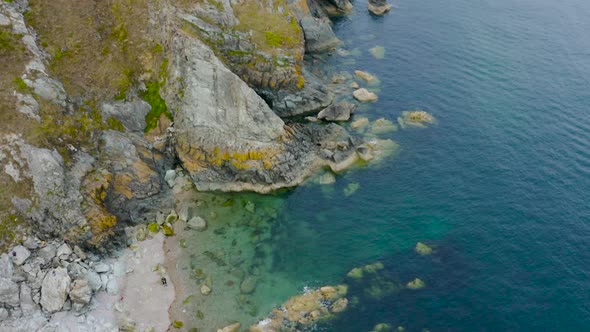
0, 29, 23, 52
142, 81, 172, 133
233, 0, 303, 56
26, 0, 161, 101
0, 214, 24, 253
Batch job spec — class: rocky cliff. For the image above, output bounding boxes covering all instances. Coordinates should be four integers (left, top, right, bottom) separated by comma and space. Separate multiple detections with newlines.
0, 0, 376, 250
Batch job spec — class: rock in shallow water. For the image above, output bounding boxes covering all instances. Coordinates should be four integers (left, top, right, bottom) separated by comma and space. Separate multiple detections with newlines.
187, 216, 207, 231
40, 267, 70, 313
368, 0, 392, 16
240, 276, 258, 294
353, 88, 378, 102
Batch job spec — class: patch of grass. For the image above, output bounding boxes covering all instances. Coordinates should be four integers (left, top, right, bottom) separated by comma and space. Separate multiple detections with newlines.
106, 117, 125, 131
0, 30, 23, 52
142, 81, 172, 133
0, 214, 24, 253
26, 0, 160, 101
233, 0, 303, 56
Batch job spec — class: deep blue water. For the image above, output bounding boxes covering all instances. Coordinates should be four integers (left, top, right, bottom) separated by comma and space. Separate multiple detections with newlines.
273, 0, 590, 330
178, 0, 590, 330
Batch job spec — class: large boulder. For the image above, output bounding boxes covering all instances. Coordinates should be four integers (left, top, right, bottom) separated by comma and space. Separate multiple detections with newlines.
40, 267, 71, 313
317, 102, 356, 122
300, 16, 341, 53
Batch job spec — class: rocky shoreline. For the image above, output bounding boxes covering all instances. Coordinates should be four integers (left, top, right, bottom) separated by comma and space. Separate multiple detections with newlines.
0, 0, 398, 330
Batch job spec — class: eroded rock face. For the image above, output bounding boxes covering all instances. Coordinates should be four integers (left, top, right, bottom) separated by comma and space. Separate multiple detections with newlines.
171, 33, 359, 192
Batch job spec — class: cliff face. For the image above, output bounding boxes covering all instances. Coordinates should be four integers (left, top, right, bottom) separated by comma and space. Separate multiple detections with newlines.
0, 0, 369, 250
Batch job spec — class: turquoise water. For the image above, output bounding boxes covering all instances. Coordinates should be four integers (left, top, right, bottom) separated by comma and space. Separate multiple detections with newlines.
177, 0, 590, 330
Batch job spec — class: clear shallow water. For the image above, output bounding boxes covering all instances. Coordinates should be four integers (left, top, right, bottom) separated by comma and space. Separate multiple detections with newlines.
177, 0, 590, 330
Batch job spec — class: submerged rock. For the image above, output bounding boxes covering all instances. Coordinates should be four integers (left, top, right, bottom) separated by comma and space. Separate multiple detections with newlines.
354, 70, 378, 82
369, 46, 386, 59
406, 278, 426, 290
187, 216, 207, 231
218, 322, 241, 332
370, 118, 398, 135
240, 276, 258, 294
200, 284, 212, 296
368, 0, 392, 16
344, 182, 360, 197
371, 323, 393, 332
353, 88, 378, 102
415, 242, 433, 255
398, 110, 436, 129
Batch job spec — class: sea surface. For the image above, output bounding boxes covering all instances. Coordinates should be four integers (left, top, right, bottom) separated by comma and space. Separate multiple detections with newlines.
175, 0, 590, 330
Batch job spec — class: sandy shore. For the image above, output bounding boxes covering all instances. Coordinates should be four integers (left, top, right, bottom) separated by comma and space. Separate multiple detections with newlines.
41, 233, 176, 332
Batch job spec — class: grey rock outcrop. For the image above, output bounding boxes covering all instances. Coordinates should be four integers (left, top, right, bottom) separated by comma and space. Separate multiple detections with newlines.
40, 267, 71, 313
300, 16, 341, 53
101, 99, 151, 133
317, 102, 356, 121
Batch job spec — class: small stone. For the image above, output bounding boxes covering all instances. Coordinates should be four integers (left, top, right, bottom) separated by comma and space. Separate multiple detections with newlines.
240, 276, 258, 294
188, 216, 207, 231
0, 308, 7, 321
93, 262, 111, 273
69, 279, 92, 308
353, 88, 378, 102
106, 277, 119, 295
38, 244, 57, 262
83, 269, 102, 292
22, 237, 40, 250
73, 246, 87, 260
406, 278, 425, 290
200, 284, 212, 296
40, 267, 71, 313
351, 82, 360, 89
165, 170, 177, 188
415, 242, 433, 255
10, 245, 30, 266
56, 243, 72, 259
